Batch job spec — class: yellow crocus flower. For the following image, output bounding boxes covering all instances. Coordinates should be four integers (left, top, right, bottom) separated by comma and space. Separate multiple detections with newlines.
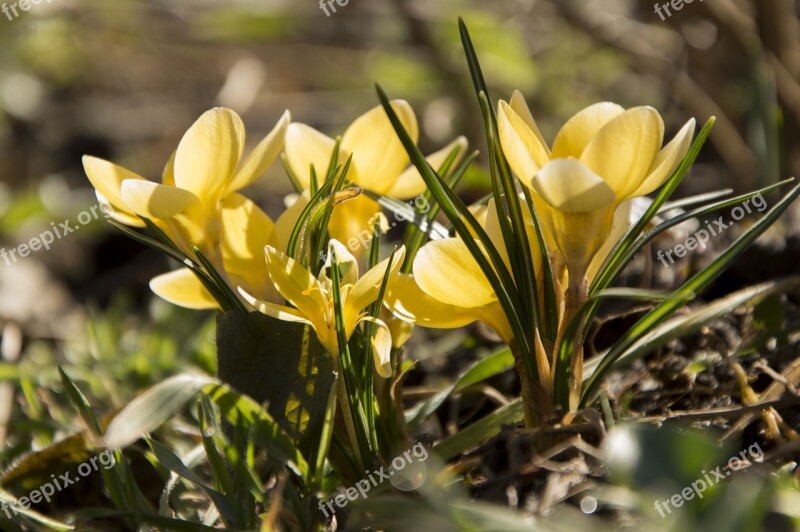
82, 107, 290, 309
240, 240, 406, 378
386, 198, 541, 344
284, 101, 467, 248
497, 92, 695, 281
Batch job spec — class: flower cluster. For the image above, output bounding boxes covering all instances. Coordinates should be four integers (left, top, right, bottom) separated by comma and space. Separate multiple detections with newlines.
83, 96, 694, 392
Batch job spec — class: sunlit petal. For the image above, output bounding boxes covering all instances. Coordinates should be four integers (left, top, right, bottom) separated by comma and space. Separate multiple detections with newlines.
386, 274, 479, 329
580, 106, 664, 199
120, 179, 202, 220
414, 239, 496, 308
150, 268, 218, 310
238, 287, 313, 325
551, 102, 625, 159
509, 90, 550, 158
284, 123, 337, 190
498, 100, 549, 182
270, 191, 310, 253
264, 245, 327, 329
226, 110, 290, 195
174, 107, 245, 203
532, 159, 616, 213
349, 246, 406, 314
341, 100, 418, 192
328, 194, 381, 251
220, 193, 274, 259
82, 156, 146, 219
632, 118, 696, 197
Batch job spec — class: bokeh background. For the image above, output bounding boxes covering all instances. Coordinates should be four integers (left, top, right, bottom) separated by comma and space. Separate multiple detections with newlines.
0, 0, 799, 478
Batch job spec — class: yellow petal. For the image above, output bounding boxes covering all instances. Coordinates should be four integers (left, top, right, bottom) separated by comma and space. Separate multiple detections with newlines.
238, 287, 313, 325
348, 246, 406, 316
632, 118, 696, 197
220, 194, 273, 259
586, 199, 634, 282
162, 152, 176, 186
226, 110, 290, 195
95, 191, 145, 227
270, 191, 310, 254
551, 102, 625, 159
82, 156, 146, 220
580, 106, 664, 199
532, 159, 616, 213
413, 239, 496, 308
149, 268, 218, 309
325, 239, 359, 286
358, 316, 393, 378
284, 123, 337, 189
386, 136, 468, 199
173, 108, 245, 204
483, 198, 511, 271
342, 100, 418, 193
220, 194, 276, 302
264, 245, 327, 329
544, 204, 616, 280
497, 100, 549, 183
328, 194, 382, 251
120, 179, 202, 220
475, 303, 515, 344
386, 274, 479, 329
387, 315, 414, 348
510, 90, 550, 158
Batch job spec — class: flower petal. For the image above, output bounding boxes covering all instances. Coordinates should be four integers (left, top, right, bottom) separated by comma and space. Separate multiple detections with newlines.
632, 118, 696, 197
238, 287, 313, 325
510, 90, 550, 158
220, 193, 273, 259
284, 123, 337, 190
264, 245, 327, 329
342, 100, 418, 193
120, 179, 202, 220
220, 194, 277, 302
498, 99, 549, 183
413, 239, 495, 308
580, 106, 664, 199
386, 136, 468, 199
586, 199, 634, 282
95, 191, 145, 227
226, 110, 290, 195
162, 152, 176, 186
174, 107, 245, 204
551, 102, 625, 159
386, 274, 479, 328
357, 316, 393, 378
348, 246, 406, 314
82, 156, 146, 220
328, 194, 381, 252
150, 268, 218, 309
326, 239, 360, 286
270, 191, 310, 253
532, 159, 616, 213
